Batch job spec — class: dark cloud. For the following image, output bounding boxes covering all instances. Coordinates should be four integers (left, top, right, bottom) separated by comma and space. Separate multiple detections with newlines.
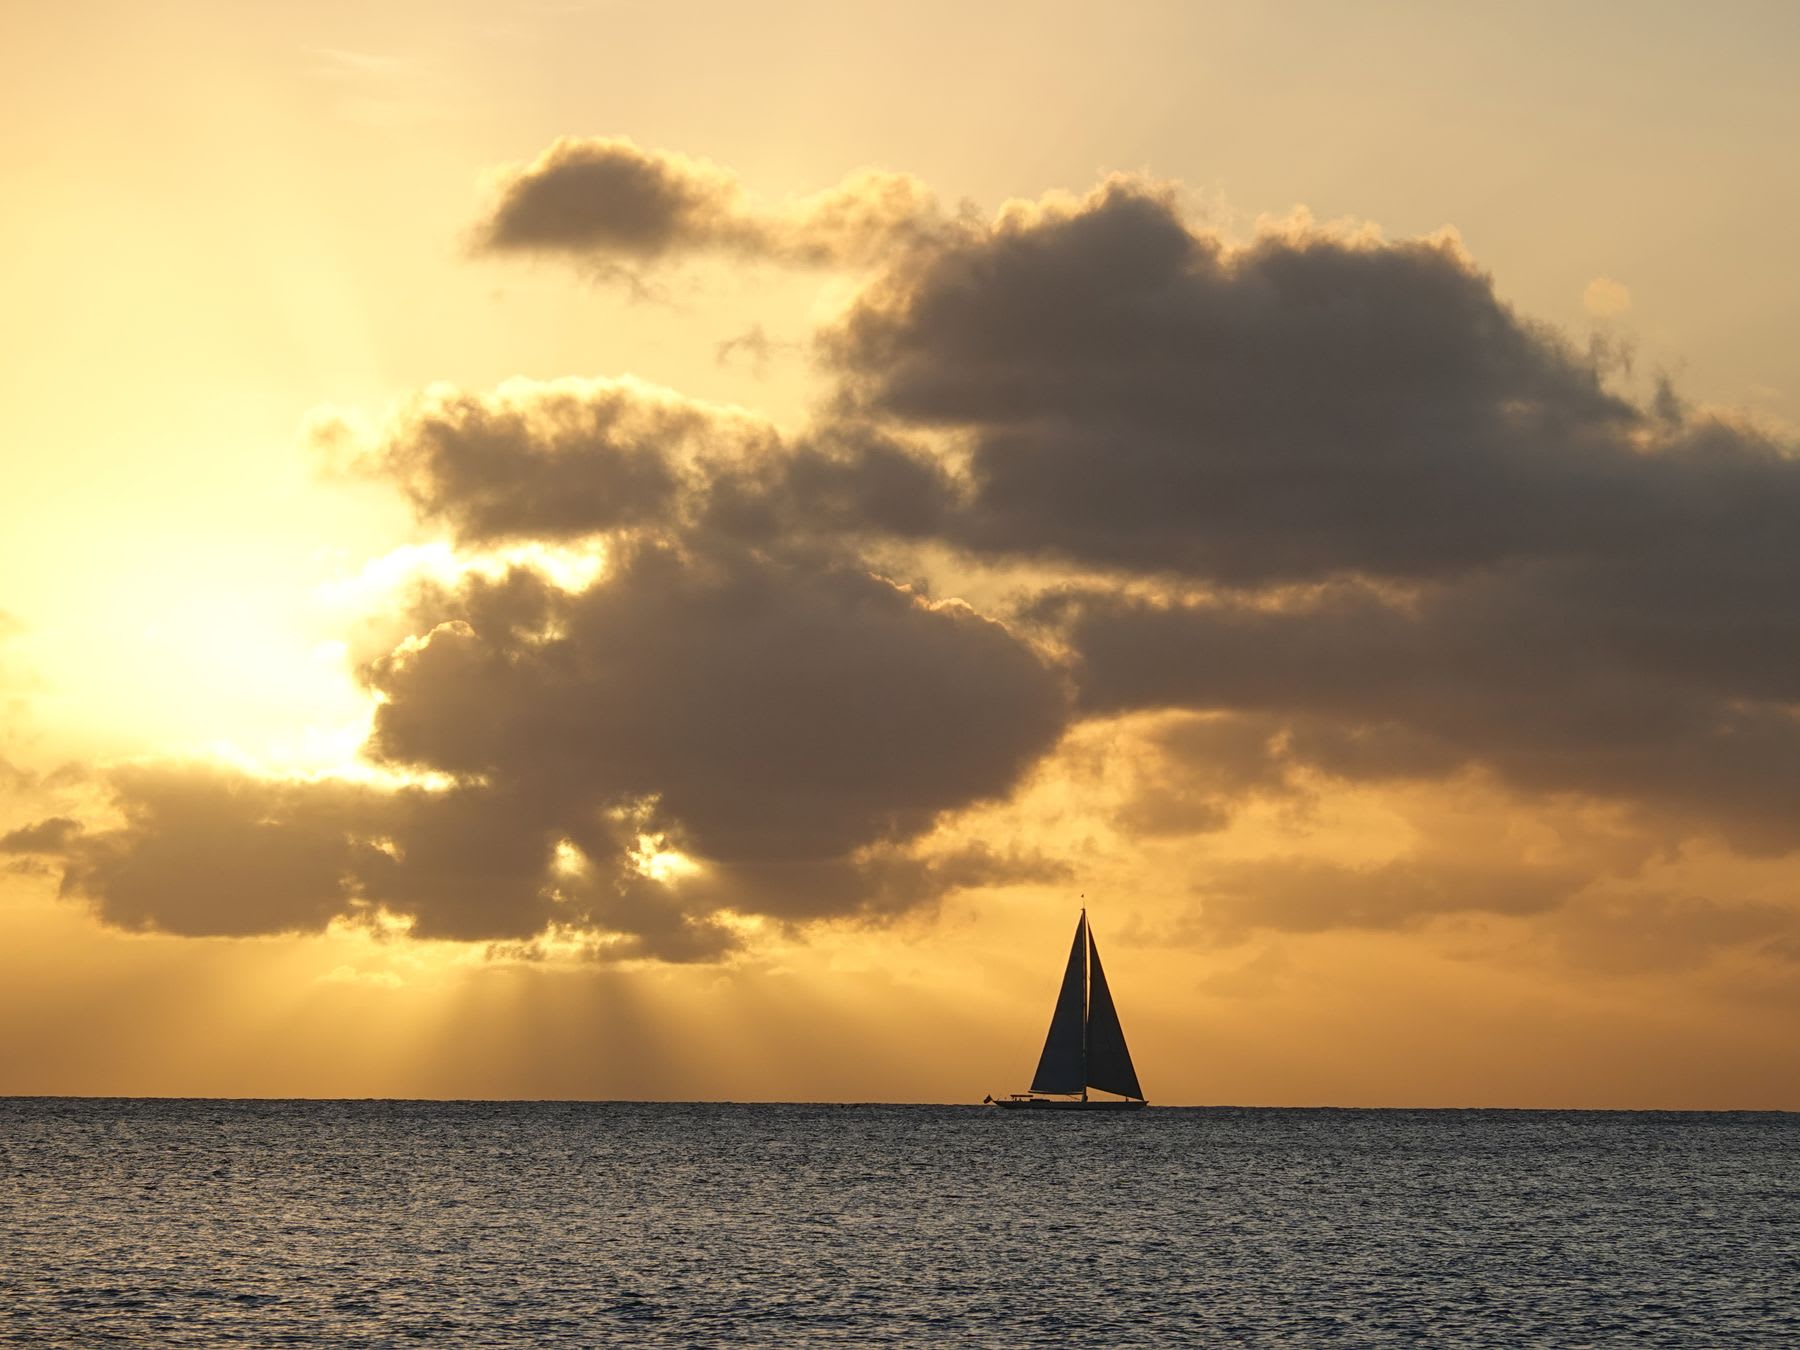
344, 377, 767, 546
334, 376, 955, 558
24, 763, 735, 958
365, 543, 1067, 891
51, 767, 383, 937
476, 137, 752, 259
1192, 856, 1587, 940
1041, 561, 1800, 851
476, 136, 943, 269
0, 816, 82, 852
30, 539, 1066, 952
787, 173, 1800, 856
820, 179, 1800, 590
698, 424, 955, 549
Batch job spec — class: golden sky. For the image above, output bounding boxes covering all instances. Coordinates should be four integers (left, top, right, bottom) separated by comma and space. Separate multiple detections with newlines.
4, 0, 1800, 1106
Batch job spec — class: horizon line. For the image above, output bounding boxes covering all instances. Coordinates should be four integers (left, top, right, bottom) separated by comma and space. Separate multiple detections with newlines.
3, 1093, 1792, 1114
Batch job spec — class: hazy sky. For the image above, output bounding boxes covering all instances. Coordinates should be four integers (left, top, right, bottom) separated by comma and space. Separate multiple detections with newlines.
4, 1, 1799, 1105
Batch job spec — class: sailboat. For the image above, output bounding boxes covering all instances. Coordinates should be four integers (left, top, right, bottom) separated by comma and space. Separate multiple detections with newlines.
987, 908, 1147, 1110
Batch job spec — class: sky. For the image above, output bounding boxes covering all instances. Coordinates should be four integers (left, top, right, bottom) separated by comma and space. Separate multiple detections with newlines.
4, 0, 1800, 1106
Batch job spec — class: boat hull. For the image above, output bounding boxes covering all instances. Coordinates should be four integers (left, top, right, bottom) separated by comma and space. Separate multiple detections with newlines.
989, 1096, 1146, 1111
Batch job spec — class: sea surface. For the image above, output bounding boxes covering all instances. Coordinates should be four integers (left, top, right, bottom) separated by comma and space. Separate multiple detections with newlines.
2, 1100, 1796, 1346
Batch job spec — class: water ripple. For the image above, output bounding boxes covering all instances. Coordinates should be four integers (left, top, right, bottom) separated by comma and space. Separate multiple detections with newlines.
3, 1101, 1797, 1346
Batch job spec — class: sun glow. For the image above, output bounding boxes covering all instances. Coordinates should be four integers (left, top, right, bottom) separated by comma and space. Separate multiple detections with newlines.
316, 538, 609, 614
630, 833, 701, 883
64, 533, 615, 783
552, 839, 588, 875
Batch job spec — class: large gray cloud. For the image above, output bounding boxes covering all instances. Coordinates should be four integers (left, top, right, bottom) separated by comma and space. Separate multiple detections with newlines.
13, 533, 1067, 953
818, 180, 1800, 589
366, 542, 1067, 894
803, 174, 1800, 857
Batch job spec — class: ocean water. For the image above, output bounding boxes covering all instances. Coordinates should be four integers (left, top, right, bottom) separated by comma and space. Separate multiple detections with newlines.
2, 1101, 1796, 1346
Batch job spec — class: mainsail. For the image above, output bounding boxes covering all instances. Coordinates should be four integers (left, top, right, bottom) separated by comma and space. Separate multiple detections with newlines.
1030, 917, 1088, 1094
1026, 909, 1144, 1100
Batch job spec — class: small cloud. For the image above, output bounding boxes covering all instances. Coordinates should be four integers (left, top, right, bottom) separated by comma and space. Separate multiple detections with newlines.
714, 324, 798, 377
0, 816, 83, 853
300, 404, 374, 479
320, 964, 404, 989
1583, 276, 1632, 318
471, 136, 947, 275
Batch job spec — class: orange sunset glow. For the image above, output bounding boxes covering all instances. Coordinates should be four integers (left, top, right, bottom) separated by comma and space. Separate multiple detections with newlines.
5, 0, 1800, 1109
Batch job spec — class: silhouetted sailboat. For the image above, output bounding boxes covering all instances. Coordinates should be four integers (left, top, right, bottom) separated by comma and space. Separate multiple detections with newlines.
987, 909, 1147, 1110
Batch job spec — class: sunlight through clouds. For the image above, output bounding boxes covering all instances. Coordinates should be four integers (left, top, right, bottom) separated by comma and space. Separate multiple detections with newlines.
3, 0, 1799, 1108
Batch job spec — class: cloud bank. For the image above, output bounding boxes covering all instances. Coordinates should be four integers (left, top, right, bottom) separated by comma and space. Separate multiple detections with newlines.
13, 144, 1800, 965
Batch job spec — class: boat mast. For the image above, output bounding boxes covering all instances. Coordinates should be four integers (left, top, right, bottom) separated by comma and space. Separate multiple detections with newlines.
1080, 905, 1088, 1103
